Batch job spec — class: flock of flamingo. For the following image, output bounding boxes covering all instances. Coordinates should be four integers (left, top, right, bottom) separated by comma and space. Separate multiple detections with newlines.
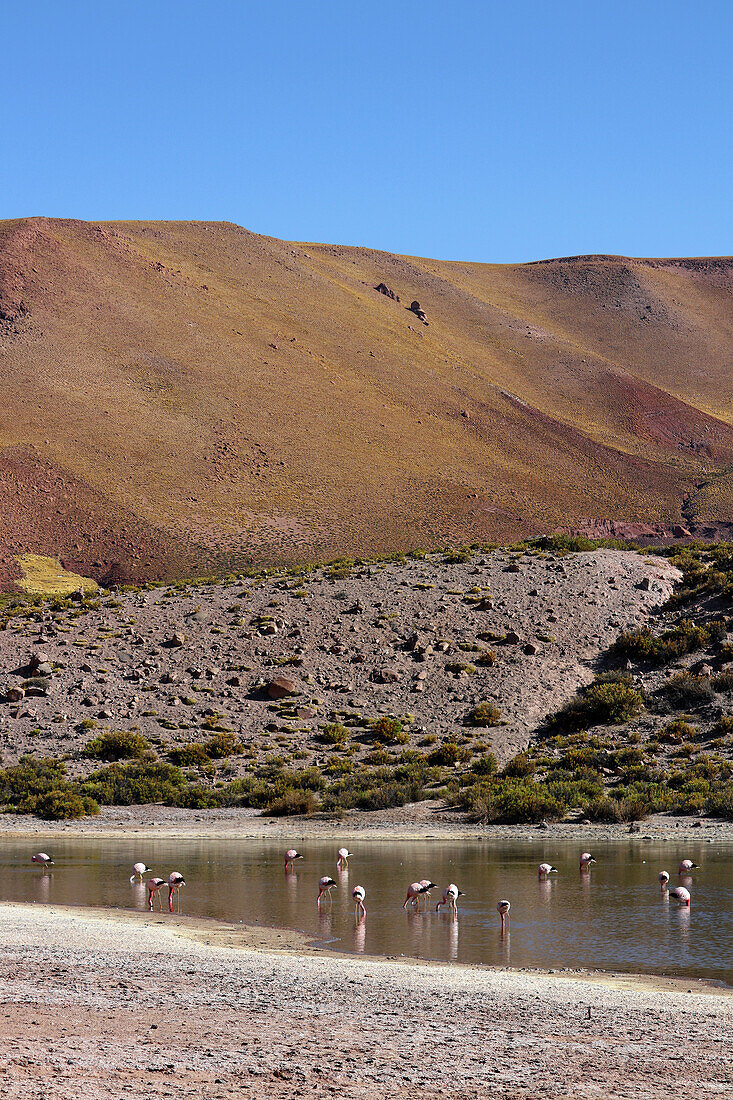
28, 847, 698, 927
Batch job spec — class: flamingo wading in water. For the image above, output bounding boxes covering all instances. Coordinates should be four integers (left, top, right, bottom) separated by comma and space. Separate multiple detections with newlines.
668, 886, 691, 907
130, 862, 153, 883
284, 849, 303, 872
403, 881, 437, 909
352, 885, 366, 918
337, 848, 351, 869
538, 863, 558, 878
168, 872, 186, 912
31, 853, 53, 869
147, 877, 166, 910
678, 859, 698, 875
579, 852, 595, 871
497, 899, 511, 932
318, 876, 336, 905
435, 884, 463, 913
659, 871, 670, 891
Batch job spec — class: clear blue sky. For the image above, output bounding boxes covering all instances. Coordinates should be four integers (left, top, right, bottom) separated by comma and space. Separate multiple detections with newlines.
2, 2, 731, 262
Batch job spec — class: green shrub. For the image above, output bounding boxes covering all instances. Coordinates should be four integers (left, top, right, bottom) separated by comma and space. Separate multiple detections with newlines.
584, 796, 649, 823
713, 669, 733, 693
168, 743, 210, 766
321, 723, 348, 745
84, 730, 151, 761
471, 752, 499, 776
427, 741, 461, 766
31, 790, 100, 820
202, 731, 242, 758
466, 701, 502, 727
551, 676, 643, 730
705, 785, 733, 820
659, 718, 698, 744
502, 752, 535, 778
79, 761, 186, 805
611, 619, 719, 665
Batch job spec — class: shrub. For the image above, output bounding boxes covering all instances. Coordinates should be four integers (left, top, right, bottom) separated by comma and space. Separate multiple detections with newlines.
0, 756, 68, 805
713, 669, 733, 693
551, 676, 643, 730
31, 790, 100, 820
265, 789, 318, 816
471, 752, 499, 776
168, 743, 210, 766
321, 723, 348, 745
661, 672, 715, 709
84, 730, 151, 762
371, 717, 408, 745
466, 701, 502, 727
584, 796, 649, 823
611, 619, 716, 665
705, 785, 733, 820
502, 752, 535, 778
79, 761, 186, 805
659, 718, 698, 744
427, 741, 461, 766
202, 731, 242, 758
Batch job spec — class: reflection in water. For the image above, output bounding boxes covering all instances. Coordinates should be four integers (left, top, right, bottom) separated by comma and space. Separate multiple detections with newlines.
0, 838, 730, 984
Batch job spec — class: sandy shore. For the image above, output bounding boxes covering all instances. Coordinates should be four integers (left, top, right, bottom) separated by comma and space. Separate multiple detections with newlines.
2, 803, 733, 844
0, 901, 731, 1099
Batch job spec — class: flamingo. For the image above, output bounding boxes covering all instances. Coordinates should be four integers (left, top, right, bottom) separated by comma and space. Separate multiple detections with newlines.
659, 871, 670, 891
668, 886, 691, 907
403, 881, 437, 909
579, 852, 595, 871
352, 885, 366, 918
318, 876, 336, 905
130, 862, 153, 883
284, 849, 303, 871
31, 853, 53, 869
497, 899, 511, 932
538, 862, 558, 877
435, 884, 463, 913
419, 879, 438, 904
168, 872, 186, 912
337, 847, 351, 869
147, 877, 166, 911
678, 859, 698, 874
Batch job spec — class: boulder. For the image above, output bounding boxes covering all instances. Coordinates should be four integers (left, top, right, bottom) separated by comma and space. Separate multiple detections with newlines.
6, 685, 24, 703
408, 300, 428, 324
374, 282, 400, 302
166, 632, 186, 648
266, 675, 300, 699
504, 630, 520, 644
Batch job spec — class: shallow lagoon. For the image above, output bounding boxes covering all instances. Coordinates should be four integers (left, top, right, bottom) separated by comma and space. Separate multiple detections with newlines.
1, 837, 730, 984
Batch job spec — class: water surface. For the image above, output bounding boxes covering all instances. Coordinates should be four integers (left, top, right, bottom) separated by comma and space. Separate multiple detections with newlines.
1, 838, 731, 985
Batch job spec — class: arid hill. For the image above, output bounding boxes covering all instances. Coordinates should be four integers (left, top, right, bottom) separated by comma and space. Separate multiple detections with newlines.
0, 217, 731, 587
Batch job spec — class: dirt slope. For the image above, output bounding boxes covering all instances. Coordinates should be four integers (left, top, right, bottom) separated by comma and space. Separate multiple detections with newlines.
1, 217, 731, 584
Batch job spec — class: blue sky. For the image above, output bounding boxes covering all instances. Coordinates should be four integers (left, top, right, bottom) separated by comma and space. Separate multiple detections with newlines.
1, 2, 731, 262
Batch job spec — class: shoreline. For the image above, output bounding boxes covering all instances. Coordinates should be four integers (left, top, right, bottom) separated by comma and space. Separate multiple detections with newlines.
4, 898, 730, 996
2, 803, 733, 843
1, 900, 732, 1098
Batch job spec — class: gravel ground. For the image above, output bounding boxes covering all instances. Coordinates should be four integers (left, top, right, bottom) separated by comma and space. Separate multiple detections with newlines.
0, 903, 731, 1099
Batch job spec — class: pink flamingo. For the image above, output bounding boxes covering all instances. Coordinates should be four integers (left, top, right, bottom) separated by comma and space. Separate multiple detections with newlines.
678, 859, 698, 874
579, 852, 595, 871
659, 871, 670, 891
31, 853, 53, 869
318, 876, 336, 905
168, 872, 186, 912
403, 880, 438, 909
538, 862, 558, 878
352, 885, 366, 918
130, 862, 153, 883
147, 877, 166, 910
497, 899, 511, 932
284, 849, 303, 871
419, 879, 438, 904
337, 847, 351, 869
668, 886, 691, 907
435, 884, 463, 913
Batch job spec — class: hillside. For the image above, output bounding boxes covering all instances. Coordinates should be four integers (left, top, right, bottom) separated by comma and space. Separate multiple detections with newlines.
1, 217, 732, 587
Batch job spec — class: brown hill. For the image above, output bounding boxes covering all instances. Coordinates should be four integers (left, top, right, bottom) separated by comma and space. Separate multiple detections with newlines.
0, 217, 731, 587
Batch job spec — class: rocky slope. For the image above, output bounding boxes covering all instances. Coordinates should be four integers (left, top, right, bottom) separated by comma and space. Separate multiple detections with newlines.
0, 548, 678, 774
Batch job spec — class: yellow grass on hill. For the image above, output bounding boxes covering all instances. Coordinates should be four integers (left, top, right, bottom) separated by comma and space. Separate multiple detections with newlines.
17, 555, 98, 598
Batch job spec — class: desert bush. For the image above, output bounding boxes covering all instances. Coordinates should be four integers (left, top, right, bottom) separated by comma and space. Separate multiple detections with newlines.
502, 752, 535, 778
265, 789, 318, 816
550, 676, 643, 730
427, 741, 461, 766
202, 731, 242, 758
84, 730, 151, 762
713, 715, 733, 736
31, 790, 100, 820
371, 717, 408, 745
466, 701, 502, 727
168, 743, 210, 767
583, 796, 650, 823
705, 785, 733, 820
79, 761, 186, 805
611, 619, 719, 665
661, 671, 715, 709
713, 669, 733, 692
471, 752, 499, 776
320, 723, 348, 745
658, 718, 698, 744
